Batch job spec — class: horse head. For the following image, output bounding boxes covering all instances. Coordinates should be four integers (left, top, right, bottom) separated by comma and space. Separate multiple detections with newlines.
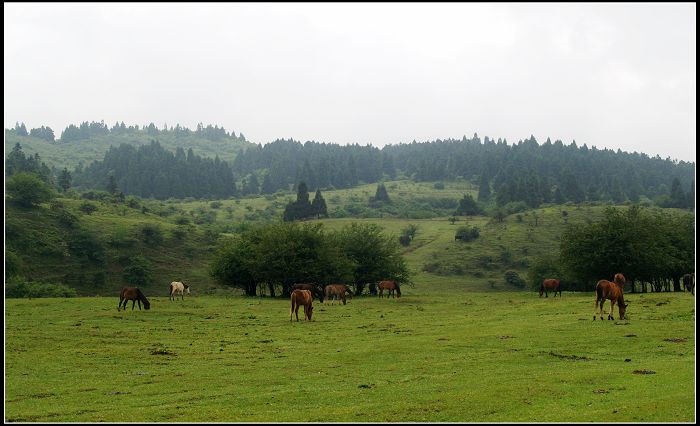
619, 302, 628, 320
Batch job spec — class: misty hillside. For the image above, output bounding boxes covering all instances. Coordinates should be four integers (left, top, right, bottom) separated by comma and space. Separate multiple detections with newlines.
5, 121, 695, 209
4, 121, 254, 171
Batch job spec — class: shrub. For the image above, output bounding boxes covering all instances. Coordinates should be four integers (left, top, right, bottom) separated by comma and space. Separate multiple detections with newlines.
68, 230, 105, 264
455, 226, 480, 242
6, 172, 55, 207
5, 279, 78, 298
79, 202, 98, 215
123, 256, 152, 286
140, 223, 164, 246
504, 270, 527, 288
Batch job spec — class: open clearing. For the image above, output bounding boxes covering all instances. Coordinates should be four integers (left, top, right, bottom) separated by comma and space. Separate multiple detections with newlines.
4, 290, 695, 422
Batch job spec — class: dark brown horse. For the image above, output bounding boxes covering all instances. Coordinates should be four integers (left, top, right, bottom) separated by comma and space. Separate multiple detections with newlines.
378, 280, 401, 298
118, 287, 151, 311
324, 284, 352, 305
290, 289, 314, 321
291, 283, 324, 302
593, 276, 627, 320
539, 279, 561, 298
682, 273, 694, 295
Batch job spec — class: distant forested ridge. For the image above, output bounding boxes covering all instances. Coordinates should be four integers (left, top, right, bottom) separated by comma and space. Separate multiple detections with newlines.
72, 141, 238, 199
5, 122, 695, 207
4, 121, 252, 171
232, 139, 396, 194
233, 135, 694, 208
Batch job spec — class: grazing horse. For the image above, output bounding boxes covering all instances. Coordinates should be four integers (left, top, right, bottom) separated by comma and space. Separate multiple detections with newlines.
291, 283, 324, 302
593, 277, 628, 321
118, 287, 151, 311
613, 273, 626, 288
682, 273, 694, 295
378, 280, 402, 298
290, 289, 314, 321
169, 281, 190, 301
324, 284, 352, 305
539, 279, 561, 298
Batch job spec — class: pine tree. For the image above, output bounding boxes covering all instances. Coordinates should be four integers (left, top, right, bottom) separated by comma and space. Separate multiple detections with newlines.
478, 174, 491, 201
311, 189, 328, 218
58, 168, 72, 192
106, 172, 118, 195
372, 183, 391, 203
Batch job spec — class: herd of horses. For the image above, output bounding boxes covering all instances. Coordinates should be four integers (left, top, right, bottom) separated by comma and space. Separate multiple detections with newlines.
117, 274, 695, 321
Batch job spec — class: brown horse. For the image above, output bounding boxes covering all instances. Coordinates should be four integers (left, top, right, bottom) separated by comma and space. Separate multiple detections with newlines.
539, 279, 561, 298
118, 287, 151, 311
378, 280, 401, 298
290, 289, 314, 321
612, 273, 625, 288
682, 273, 694, 295
593, 277, 627, 320
324, 284, 352, 305
291, 283, 324, 302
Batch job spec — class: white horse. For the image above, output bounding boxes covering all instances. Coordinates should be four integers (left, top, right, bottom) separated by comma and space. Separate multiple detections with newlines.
169, 281, 190, 301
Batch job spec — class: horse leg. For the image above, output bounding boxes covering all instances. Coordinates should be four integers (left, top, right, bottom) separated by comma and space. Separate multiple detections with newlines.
608, 300, 615, 320
597, 299, 605, 320
118, 298, 122, 311
138, 300, 142, 310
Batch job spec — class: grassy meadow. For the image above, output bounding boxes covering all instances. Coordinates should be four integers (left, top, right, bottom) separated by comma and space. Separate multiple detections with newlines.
4, 290, 695, 422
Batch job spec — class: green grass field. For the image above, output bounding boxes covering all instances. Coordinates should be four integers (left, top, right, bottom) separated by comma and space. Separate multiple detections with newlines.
5, 290, 695, 422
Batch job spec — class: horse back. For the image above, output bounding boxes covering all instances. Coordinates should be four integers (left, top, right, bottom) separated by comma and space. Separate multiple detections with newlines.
291, 289, 313, 306
543, 278, 560, 289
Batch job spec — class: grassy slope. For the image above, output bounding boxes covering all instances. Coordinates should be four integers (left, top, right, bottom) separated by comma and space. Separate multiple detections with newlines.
6, 179, 689, 296
4, 291, 695, 422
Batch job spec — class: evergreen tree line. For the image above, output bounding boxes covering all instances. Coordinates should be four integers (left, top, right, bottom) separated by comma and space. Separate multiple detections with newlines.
12, 124, 693, 206
232, 139, 397, 194
232, 135, 693, 208
6, 120, 247, 143
6, 122, 56, 142
282, 182, 329, 221
6, 142, 55, 185
72, 141, 238, 199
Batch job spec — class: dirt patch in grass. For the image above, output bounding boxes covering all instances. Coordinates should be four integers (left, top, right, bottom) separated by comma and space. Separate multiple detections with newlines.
663, 338, 687, 343
548, 352, 591, 361
633, 369, 656, 375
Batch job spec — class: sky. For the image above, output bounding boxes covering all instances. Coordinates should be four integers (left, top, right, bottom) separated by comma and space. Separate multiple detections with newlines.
4, 3, 696, 162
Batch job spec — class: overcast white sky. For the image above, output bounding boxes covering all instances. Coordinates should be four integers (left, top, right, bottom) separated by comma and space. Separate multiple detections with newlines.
4, 3, 696, 161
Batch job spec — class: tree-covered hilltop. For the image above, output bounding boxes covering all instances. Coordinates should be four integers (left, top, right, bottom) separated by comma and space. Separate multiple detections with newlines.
232, 135, 693, 208
4, 121, 254, 171
5, 122, 695, 207
72, 141, 239, 200
232, 139, 396, 194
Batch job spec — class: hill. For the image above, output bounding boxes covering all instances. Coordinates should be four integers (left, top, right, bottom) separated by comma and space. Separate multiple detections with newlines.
5, 179, 693, 296
4, 122, 254, 171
